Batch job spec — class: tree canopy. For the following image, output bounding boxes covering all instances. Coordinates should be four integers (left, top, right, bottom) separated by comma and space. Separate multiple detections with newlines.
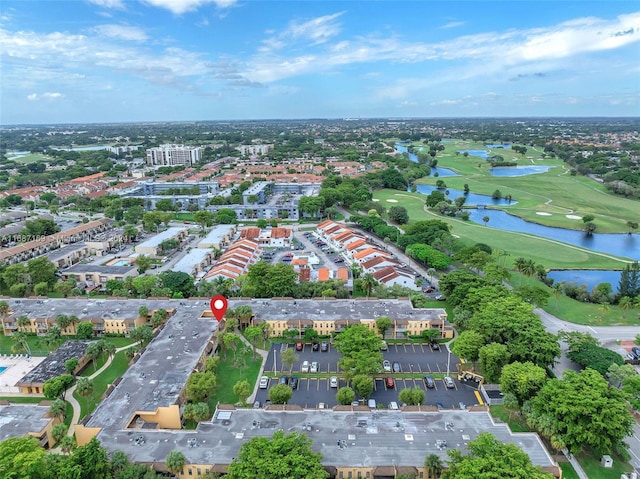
226, 430, 328, 479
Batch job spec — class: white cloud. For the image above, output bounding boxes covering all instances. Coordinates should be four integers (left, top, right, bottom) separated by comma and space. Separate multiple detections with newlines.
93, 24, 148, 42
87, 0, 125, 9
142, 0, 236, 15
440, 21, 464, 29
261, 12, 345, 52
26, 92, 63, 101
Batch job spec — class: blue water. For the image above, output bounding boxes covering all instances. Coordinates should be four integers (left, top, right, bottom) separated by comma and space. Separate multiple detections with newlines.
112, 259, 131, 266
52, 145, 111, 151
466, 209, 640, 260
0, 367, 7, 374
457, 149, 489, 158
485, 144, 512, 149
414, 184, 517, 206
547, 270, 621, 293
490, 166, 552, 177
395, 143, 459, 177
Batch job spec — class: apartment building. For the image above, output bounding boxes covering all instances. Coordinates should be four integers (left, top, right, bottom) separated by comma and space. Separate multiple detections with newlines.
146, 144, 203, 167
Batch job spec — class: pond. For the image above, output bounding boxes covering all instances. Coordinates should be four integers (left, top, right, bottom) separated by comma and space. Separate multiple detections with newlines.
414, 184, 517, 206
456, 149, 489, 158
490, 165, 553, 177
485, 144, 512, 149
547, 270, 621, 293
466, 209, 640, 259
395, 143, 459, 177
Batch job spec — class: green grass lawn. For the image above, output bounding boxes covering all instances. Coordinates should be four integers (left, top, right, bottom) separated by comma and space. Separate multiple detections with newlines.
10, 153, 51, 164
0, 334, 51, 356
0, 396, 45, 403
558, 462, 580, 479
74, 350, 130, 420
207, 343, 262, 408
578, 451, 632, 479
489, 405, 531, 433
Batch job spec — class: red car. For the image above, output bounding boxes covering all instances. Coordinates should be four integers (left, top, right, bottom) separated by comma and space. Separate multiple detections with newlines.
295, 342, 303, 351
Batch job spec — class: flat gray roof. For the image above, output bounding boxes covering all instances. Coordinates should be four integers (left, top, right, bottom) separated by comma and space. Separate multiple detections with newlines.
86, 303, 218, 430
64, 264, 136, 275
198, 225, 235, 246
173, 249, 213, 274
17, 340, 92, 385
136, 227, 187, 249
46, 243, 88, 261
95, 408, 555, 469
0, 404, 51, 441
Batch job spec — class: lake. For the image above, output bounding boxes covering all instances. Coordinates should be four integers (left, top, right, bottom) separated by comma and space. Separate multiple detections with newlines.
395, 143, 459, 177
466, 209, 640, 260
414, 184, 517, 207
456, 149, 489, 158
485, 144, 512, 149
547, 270, 621, 292
490, 165, 552, 177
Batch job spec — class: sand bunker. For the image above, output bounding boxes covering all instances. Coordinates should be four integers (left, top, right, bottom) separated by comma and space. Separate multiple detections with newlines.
536, 212, 552, 216
566, 215, 581, 220
386, 199, 399, 203
372, 199, 380, 202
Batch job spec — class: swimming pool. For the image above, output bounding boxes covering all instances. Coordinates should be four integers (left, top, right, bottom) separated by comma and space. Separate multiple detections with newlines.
0, 366, 8, 375
112, 259, 131, 266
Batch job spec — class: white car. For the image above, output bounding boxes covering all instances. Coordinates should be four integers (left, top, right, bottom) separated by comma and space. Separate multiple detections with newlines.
258, 376, 269, 389
310, 361, 318, 373
330, 376, 338, 388
383, 360, 391, 372
301, 360, 309, 373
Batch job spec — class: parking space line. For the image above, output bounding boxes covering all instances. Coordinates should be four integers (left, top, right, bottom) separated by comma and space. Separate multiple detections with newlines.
436, 363, 441, 373
474, 391, 484, 405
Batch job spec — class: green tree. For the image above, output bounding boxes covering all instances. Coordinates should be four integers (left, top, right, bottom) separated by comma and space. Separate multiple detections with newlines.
76, 321, 94, 339
51, 423, 68, 444
443, 432, 554, 479
334, 325, 383, 380
134, 255, 152, 273
183, 402, 210, 423
478, 343, 510, 383
336, 386, 356, 405
450, 331, 484, 370
215, 208, 238, 224
622, 374, 640, 410
244, 325, 262, 360
48, 398, 67, 421
375, 316, 392, 338
76, 377, 95, 397
268, 384, 293, 404
499, 361, 548, 406
33, 281, 49, 296
159, 271, 196, 298
388, 206, 409, 224
352, 375, 374, 400
607, 363, 637, 387
233, 379, 251, 405
165, 450, 185, 476
194, 210, 214, 230
86, 341, 103, 371
138, 306, 149, 319
130, 324, 153, 346
424, 453, 443, 479
43, 375, 71, 400
281, 347, 299, 374
399, 387, 425, 406
0, 436, 47, 479
226, 430, 328, 479
360, 273, 377, 298
528, 369, 634, 456
186, 372, 216, 402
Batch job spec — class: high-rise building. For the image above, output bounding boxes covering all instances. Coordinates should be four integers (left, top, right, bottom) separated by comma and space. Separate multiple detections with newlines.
146, 144, 202, 167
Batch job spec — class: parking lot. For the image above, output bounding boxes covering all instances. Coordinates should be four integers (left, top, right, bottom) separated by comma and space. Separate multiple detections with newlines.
262, 231, 345, 271
255, 342, 481, 409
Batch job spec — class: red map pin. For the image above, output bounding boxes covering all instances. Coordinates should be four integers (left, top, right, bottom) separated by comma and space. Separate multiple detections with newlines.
210, 295, 228, 321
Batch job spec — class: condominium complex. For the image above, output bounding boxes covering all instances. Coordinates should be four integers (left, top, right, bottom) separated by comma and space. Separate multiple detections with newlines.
146, 144, 203, 167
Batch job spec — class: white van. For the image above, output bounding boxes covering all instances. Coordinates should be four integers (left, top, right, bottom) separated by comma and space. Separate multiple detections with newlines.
301, 361, 309, 373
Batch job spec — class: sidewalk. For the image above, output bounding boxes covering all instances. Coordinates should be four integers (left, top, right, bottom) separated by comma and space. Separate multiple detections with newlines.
235, 331, 269, 403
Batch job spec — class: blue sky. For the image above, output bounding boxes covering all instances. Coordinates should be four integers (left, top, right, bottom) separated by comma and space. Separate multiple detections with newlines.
1, 0, 639, 124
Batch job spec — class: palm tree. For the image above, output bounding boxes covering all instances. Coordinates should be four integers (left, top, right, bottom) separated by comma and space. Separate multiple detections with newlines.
0, 300, 9, 321
552, 282, 563, 312
598, 301, 610, 323
59, 436, 76, 455
619, 296, 632, 320
16, 314, 30, 331
360, 273, 377, 298
424, 453, 443, 478
626, 221, 638, 235
166, 450, 186, 477
76, 377, 94, 397
426, 268, 436, 284
48, 398, 66, 421
482, 215, 489, 226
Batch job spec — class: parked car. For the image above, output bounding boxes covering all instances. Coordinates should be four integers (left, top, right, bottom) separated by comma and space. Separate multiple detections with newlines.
330, 376, 338, 388
368, 399, 376, 409
301, 360, 309, 373
295, 341, 303, 351
388, 401, 399, 410
310, 362, 318, 373
253, 400, 261, 409
385, 377, 395, 388
423, 286, 435, 293
383, 360, 391, 372
633, 346, 640, 358
321, 342, 328, 352
436, 402, 444, 410
290, 376, 299, 390
423, 375, 435, 389
312, 342, 319, 351
279, 376, 289, 386
259, 376, 269, 389
392, 361, 401, 373
444, 376, 455, 389
380, 340, 388, 351
431, 341, 440, 350
435, 294, 446, 301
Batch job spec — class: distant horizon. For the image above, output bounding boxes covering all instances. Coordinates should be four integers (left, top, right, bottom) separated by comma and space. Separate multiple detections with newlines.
2, 115, 640, 129
1, 1, 638, 124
